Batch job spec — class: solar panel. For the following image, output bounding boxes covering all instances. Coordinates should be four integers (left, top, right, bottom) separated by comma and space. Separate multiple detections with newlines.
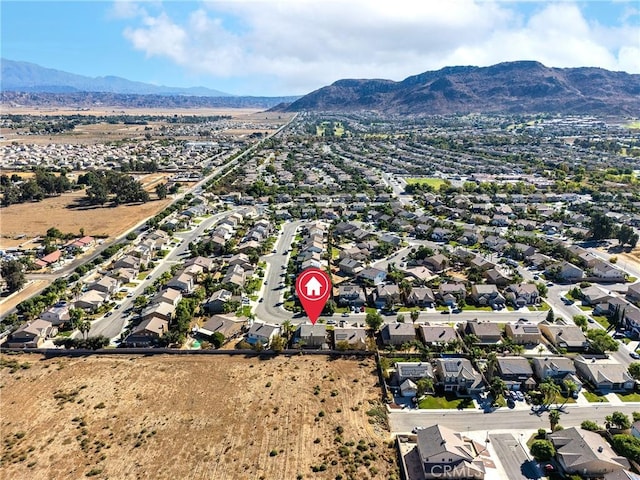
444, 362, 459, 372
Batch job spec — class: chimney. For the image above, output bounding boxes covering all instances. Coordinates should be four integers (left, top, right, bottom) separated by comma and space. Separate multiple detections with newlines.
598, 446, 603, 453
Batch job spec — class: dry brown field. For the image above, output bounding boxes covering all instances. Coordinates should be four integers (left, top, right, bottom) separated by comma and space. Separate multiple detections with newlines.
0, 173, 174, 247
0, 353, 398, 480
0, 108, 292, 145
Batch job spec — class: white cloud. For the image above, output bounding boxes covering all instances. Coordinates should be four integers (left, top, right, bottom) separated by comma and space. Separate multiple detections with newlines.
117, 0, 640, 95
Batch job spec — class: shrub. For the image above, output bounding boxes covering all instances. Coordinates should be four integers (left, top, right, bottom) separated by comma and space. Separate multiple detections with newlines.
269, 450, 278, 457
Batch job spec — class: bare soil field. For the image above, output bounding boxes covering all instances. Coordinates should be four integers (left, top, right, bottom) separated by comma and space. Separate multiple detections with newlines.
0, 354, 398, 480
0, 187, 172, 247
0, 280, 48, 317
2, 107, 265, 117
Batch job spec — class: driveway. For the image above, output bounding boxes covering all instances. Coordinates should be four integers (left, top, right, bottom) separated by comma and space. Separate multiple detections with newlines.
489, 433, 541, 480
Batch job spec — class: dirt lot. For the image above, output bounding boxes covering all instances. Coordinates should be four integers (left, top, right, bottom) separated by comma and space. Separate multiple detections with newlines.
0, 173, 176, 248
0, 354, 398, 480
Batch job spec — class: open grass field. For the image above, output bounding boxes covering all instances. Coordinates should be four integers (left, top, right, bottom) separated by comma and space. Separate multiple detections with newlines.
0, 353, 398, 480
404, 177, 446, 189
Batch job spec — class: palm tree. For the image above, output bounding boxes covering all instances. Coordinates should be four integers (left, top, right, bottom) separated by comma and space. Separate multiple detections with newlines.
486, 352, 498, 380
281, 320, 294, 342
410, 309, 420, 324
539, 379, 561, 407
71, 282, 83, 301
79, 319, 92, 340
561, 379, 577, 406
549, 409, 561, 431
399, 279, 412, 306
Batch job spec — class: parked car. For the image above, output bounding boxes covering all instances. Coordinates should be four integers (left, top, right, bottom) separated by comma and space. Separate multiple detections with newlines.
341, 312, 350, 317
630, 352, 640, 359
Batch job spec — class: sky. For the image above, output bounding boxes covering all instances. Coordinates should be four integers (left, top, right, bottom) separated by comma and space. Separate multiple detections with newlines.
1, 0, 639, 96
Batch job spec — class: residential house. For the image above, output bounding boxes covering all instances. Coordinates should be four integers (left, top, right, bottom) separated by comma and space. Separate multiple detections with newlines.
399, 379, 418, 398
381, 323, 416, 347
504, 319, 541, 345
531, 356, 582, 391
196, 314, 245, 343
407, 287, 436, 308
470, 284, 505, 308
294, 323, 328, 348
113, 255, 141, 271
603, 470, 640, 480
402, 266, 436, 283
185, 256, 215, 273
228, 253, 252, 271
141, 302, 174, 322
539, 320, 589, 351
438, 283, 466, 306
7, 319, 56, 348
358, 267, 387, 285
246, 321, 280, 347
549, 427, 629, 477
419, 323, 458, 346
75, 290, 108, 311
462, 320, 502, 345
123, 317, 168, 347
90, 275, 121, 296
333, 327, 367, 350
203, 289, 233, 314
627, 283, 640, 305
395, 362, 433, 383
415, 425, 485, 479
549, 261, 584, 282
574, 355, 634, 392
112, 267, 138, 284
433, 358, 484, 395
504, 283, 539, 307
154, 288, 183, 308
338, 258, 363, 276
424, 254, 448, 273
496, 357, 537, 391
375, 284, 401, 308
532, 356, 577, 381
40, 303, 70, 326
484, 267, 511, 286
222, 265, 245, 290
582, 285, 612, 306
592, 260, 626, 282
167, 271, 196, 294
337, 284, 367, 307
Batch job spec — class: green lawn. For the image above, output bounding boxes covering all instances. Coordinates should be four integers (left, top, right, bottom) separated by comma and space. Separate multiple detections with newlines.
617, 392, 640, 402
583, 390, 608, 403
578, 305, 592, 311
593, 316, 611, 329
461, 305, 493, 311
405, 177, 446, 189
137, 272, 150, 280
237, 306, 252, 317
418, 394, 474, 410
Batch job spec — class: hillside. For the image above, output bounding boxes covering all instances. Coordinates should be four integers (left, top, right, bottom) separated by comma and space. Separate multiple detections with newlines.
278, 61, 640, 115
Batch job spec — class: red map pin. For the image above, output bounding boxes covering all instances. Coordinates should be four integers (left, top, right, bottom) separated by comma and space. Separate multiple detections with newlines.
295, 267, 332, 325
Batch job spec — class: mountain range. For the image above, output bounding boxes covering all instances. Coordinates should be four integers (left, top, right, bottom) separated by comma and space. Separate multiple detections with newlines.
3, 59, 639, 115
1, 59, 231, 97
278, 61, 640, 116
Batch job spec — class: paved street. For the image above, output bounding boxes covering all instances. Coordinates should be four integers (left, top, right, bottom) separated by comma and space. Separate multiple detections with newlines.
389, 402, 640, 433
254, 220, 303, 323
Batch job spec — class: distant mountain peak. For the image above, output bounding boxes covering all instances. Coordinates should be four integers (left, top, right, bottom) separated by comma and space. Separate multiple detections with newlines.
279, 61, 640, 115
1, 58, 232, 97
